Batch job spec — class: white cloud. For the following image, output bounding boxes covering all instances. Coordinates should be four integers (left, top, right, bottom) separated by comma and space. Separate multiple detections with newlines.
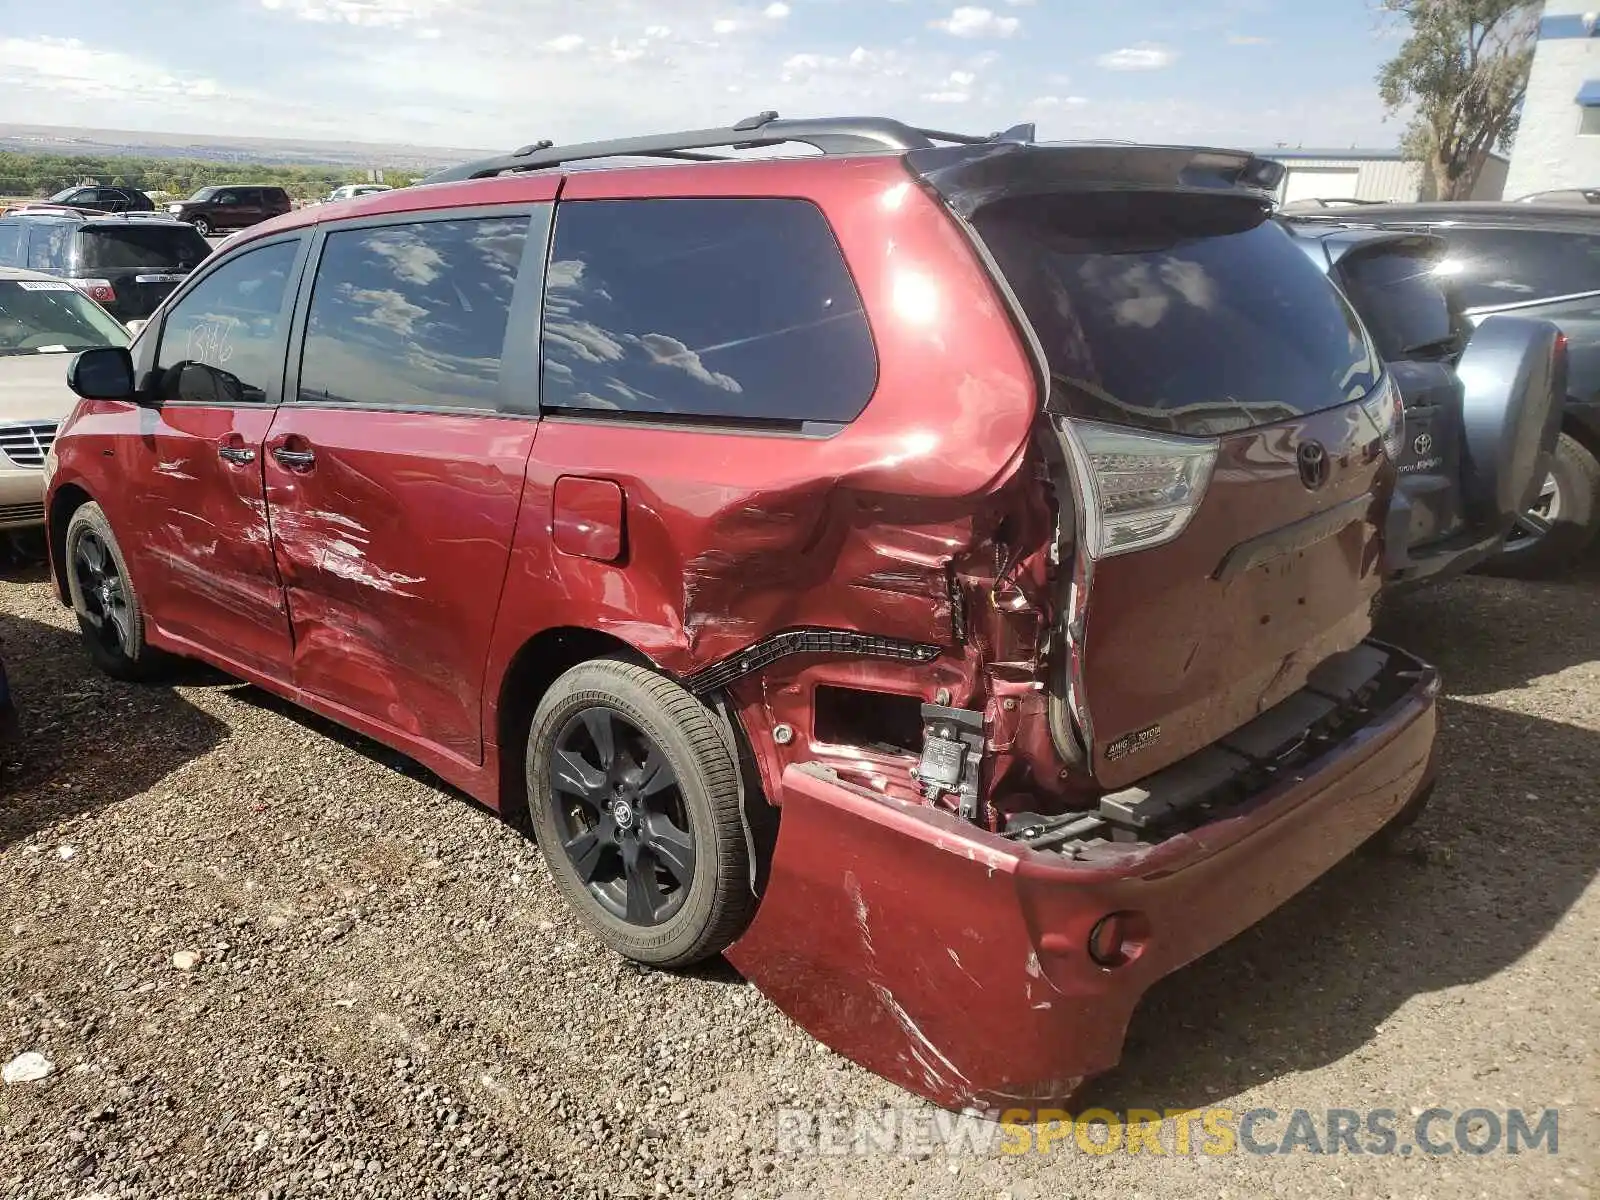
931, 7, 1020, 38
712, 18, 740, 34
259, 0, 452, 27
1096, 43, 1177, 70
1227, 33, 1272, 45
0, 36, 228, 102
923, 68, 979, 104
763, 1, 791, 17
0, 4, 1399, 156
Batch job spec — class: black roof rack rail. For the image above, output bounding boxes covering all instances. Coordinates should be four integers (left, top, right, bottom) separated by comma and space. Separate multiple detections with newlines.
422, 113, 1036, 184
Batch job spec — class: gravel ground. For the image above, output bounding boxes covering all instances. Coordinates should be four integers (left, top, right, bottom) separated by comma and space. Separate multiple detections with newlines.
0, 553, 1596, 1199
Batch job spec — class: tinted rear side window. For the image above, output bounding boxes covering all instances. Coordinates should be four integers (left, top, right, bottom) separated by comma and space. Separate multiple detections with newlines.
298, 215, 529, 411
1337, 246, 1458, 362
976, 193, 1381, 435
78, 226, 211, 272
25, 225, 71, 271
1438, 227, 1600, 309
540, 198, 877, 426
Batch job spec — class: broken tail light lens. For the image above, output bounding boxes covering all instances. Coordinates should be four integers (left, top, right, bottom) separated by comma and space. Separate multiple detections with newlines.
1359, 372, 1403, 462
71, 278, 117, 306
1072, 421, 1219, 558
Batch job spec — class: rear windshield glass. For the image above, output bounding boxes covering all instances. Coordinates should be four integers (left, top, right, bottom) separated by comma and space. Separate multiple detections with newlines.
1337, 245, 1458, 362
78, 226, 211, 272
976, 194, 1382, 435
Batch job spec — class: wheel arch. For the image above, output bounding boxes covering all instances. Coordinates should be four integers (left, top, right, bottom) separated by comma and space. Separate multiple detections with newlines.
47, 482, 94, 606
493, 626, 658, 826
490, 625, 777, 886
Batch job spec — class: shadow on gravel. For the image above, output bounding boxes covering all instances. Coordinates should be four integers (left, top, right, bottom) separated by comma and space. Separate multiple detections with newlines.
223, 683, 752, 986
0, 613, 228, 850
1378, 555, 1600, 696
1089, 571, 1600, 1113
223, 682, 477, 801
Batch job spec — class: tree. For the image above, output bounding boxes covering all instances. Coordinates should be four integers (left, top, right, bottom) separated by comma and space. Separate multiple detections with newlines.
1377, 0, 1539, 200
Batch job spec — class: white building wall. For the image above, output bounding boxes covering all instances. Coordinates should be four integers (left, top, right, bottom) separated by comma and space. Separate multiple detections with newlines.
1505, 0, 1600, 198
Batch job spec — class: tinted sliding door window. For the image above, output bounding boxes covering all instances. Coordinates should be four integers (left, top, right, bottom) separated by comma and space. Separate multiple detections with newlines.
540, 198, 878, 426
297, 215, 530, 411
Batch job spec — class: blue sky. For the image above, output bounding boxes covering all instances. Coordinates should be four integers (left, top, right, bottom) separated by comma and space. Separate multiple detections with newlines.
0, 0, 1410, 151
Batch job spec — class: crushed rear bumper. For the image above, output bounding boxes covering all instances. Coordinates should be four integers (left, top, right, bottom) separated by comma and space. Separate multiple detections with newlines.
727, 640, 1438, 1111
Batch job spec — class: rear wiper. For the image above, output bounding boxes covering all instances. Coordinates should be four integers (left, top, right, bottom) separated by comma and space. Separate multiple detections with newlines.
1398, 335, 1458, 358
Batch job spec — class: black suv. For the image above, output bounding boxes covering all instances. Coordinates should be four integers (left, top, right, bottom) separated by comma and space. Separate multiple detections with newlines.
1282, 218, 1565, 585
44, 186, 155, 215
0, 212, 212, 324
1286, 202, 1600, 577
166, 186, 293, 237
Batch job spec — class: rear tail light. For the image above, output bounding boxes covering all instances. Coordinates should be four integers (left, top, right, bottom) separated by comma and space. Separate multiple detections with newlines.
1359, 373, 1404, 461
1070, 421, 1219, 558
71, 278, 117, 306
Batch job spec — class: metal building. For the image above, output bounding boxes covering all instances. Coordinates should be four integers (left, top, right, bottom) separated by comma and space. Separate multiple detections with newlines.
1254, 147, 1509, 206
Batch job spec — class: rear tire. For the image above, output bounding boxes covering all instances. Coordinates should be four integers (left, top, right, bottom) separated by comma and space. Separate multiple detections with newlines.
526, 659, 754, 968
63, 503, 168, 682
1478, 432, 1600, 580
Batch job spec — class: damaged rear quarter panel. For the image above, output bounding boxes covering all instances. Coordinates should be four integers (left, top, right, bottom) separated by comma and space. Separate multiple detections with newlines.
482, 158, 1043, 800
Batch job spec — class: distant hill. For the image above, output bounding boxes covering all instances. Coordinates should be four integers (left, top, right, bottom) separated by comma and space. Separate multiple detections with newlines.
0, 122, 494, 171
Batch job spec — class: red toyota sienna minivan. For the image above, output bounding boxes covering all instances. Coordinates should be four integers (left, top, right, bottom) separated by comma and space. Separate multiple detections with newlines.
44, 116, 1445, 1112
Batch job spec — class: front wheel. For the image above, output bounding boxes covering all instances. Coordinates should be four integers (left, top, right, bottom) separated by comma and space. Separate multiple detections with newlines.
525, 659, 754, 967
191, 216, 212, 237
1478, 432, 1600, 580
63, 503, 167, 682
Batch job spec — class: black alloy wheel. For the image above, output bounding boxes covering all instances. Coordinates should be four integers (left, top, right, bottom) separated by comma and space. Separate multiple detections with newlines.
63, 501, 166, 681
525, 658, 755, 967
549, 705, 697, 928
71, 528, 133, 657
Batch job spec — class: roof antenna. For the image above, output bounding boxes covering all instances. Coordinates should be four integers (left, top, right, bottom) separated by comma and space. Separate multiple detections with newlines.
512, 139, 555, 158
732, 110, 780, 132
991, 123, 1036, 144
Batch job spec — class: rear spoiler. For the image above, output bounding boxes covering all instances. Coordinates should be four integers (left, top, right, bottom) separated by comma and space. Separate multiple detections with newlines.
903, 141, 1287, 217
1278, 221, 1449, 274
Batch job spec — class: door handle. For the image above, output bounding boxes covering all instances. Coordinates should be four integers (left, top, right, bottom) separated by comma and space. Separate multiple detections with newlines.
217, 445, 256, 465
272, 447, 316, 470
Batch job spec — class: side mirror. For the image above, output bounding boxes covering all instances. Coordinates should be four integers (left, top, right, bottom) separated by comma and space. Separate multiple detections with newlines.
67, 346, 136, 402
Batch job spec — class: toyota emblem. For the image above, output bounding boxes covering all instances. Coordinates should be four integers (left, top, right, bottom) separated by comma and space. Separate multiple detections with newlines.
1296, 440, 1330, 490
1413, 431, 1434, 457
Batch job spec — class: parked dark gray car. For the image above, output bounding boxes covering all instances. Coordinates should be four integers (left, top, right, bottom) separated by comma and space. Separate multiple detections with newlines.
1281, 218, 1566, 586
1284, 202, 1600, 578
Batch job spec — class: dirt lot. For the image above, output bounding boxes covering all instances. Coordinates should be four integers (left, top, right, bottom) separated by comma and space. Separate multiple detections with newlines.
0, 557, 1596, 1199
